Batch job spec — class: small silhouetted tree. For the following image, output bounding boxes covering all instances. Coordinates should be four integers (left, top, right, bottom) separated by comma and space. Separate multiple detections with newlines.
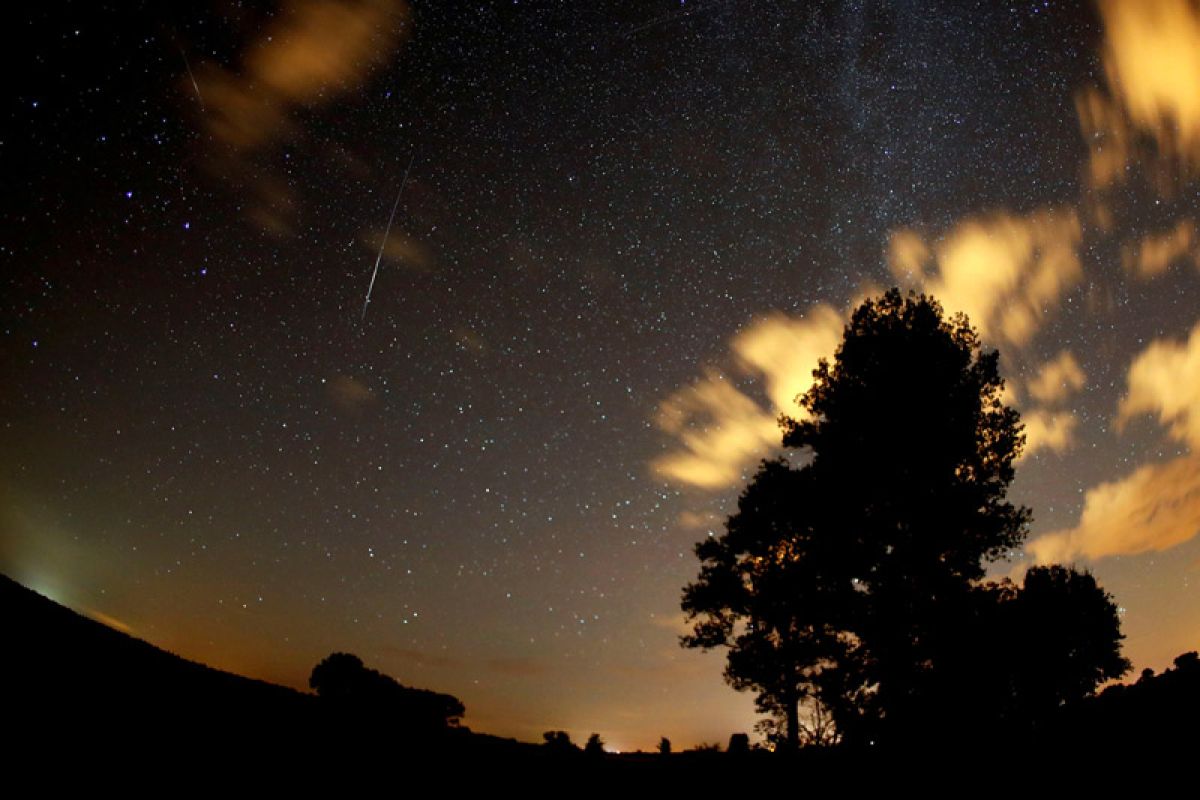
658, 736, 671, 755
543, 730, 576, 753
1006, 565, 1130, 717
309, 652, 367, 701
309, 652, 465, 730
584, 732, 605, 756
727, 733, 750, 755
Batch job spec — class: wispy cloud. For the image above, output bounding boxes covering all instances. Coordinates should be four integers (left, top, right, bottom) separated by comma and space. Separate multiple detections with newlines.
1119, 318, 1200, 448
199, 0, 411, 152
1098, 0, 1200, 171
1028, 351, 1087, 405
1021, 409, 1079, 459
1125, 220, 1198, 278
326, 374, 376, 411
1027, 455, 1200, 562
886, 208, 1083, 348
651, 307, 844, 489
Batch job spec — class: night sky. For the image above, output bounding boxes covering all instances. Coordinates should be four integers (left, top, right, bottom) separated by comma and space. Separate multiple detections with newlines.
5, 0, 1200, 750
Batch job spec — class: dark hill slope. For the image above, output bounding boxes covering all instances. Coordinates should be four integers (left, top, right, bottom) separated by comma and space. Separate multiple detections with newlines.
2, 574, 314, 750
1, 574, 535, 775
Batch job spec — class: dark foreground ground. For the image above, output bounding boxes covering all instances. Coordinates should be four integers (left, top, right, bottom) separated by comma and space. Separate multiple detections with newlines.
5, 573, 1196, 790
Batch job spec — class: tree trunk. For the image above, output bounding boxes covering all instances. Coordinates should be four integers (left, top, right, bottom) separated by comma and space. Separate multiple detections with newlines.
785, 693, 800, 752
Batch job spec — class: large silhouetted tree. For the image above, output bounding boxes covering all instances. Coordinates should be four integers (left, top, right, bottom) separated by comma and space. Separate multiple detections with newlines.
682, 289, 1127, 748
789, 289, 1030, 743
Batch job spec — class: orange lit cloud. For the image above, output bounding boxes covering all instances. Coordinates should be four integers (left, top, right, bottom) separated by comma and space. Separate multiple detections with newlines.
1118, 319, 1200, 447
326, 374, 376, 411
731, 308, 845, 415
1126, 220, 1198, 278
651, 307, 844, 489
676, 509, 719, 530
887, 208, 1083, 347
361, 228, 434, 273
1020, 409, 1078, 459
1027, 455, 1200, 562
886, 229, 930, 283
652, 370, 781, 489
200, 0, 410, 151
1097, 0, 1200, 171
1076, 86, 1133, 190
1028, 351, 1087, 404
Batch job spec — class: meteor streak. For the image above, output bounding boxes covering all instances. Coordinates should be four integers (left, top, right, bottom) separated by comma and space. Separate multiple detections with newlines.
177, 44, 205, 110
361, 153, 415, 323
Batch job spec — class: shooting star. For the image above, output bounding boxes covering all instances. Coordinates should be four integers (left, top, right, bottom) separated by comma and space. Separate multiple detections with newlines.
361, 153, 416, 323
177, 44, 205, 111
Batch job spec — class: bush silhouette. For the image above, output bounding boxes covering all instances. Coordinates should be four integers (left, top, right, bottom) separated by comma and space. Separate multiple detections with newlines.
309, 652, 464, 732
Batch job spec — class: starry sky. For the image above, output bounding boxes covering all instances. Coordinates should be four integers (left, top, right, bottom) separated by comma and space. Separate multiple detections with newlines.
5, 0, 1200, 750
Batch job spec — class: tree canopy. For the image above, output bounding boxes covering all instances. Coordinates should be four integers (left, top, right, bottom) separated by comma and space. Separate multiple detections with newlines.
681, 289, 1128, 749
309, 652, 465, 731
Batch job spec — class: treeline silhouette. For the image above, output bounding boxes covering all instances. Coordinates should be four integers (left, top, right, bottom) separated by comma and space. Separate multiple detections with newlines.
4, 575, 1199, 785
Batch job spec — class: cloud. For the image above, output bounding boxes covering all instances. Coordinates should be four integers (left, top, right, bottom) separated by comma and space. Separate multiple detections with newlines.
1118, 319, 1200, 448
199, 0, 411, 151
1027, 455, 1200, 562
731, 308, 846, 416
1126, 220, 1197, 278
676, 510, 719, 530
1097, 0, 1200, 171
1020, 409, 1078, 459
648, 612, 695, 637
1076, 87, 1134, 191
1028, 351, 1087, 405
651, 370, 781, 489
887, 208, 1083, 348
886, 229, 930, 283
326, 374, 376, 411
361, 228, 434, 273
651, 307, 844, 489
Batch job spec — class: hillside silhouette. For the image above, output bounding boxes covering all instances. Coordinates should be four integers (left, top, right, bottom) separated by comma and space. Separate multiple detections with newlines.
5, 571, 1199, 785
2, 574, 526, 776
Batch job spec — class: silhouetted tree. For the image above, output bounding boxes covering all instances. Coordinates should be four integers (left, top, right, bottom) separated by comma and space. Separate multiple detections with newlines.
918, 567, 1128, 736
682, 459, 867, 750
584, 732, 605, 756
309, 652, 465, 731
727, 733, 750, 755
682, 289, 1128, 748
783, 289, 1031, 743
658, 736, 671, 755
1005, 565, 1130, 716
542, 730, 577, 753
309, 652, 368, 701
